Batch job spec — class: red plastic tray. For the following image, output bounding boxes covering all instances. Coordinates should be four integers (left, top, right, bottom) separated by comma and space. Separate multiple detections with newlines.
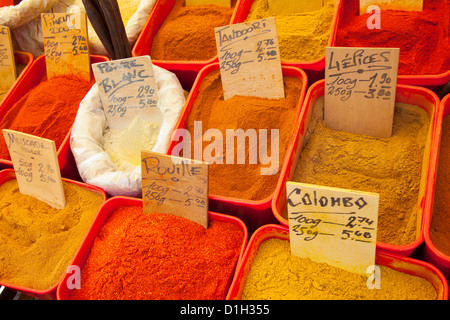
0, 168, 107, 300
227, 224, 449, 300
0, 0, 13, 7
272, 79, 440, 256
332, 0, 450, 91
423, 93, 450, 281
132, 0, 242, 89
0, 54, 109, 181
166, 62, 308, 230
57, 196, 249, 300
232, 0, 343, 84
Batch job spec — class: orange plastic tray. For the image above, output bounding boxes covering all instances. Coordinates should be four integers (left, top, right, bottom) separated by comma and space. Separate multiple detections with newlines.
166, 62, 308, 230
227, 224, 449, 300
272, 79, 440, 256
0, 168, 107, 300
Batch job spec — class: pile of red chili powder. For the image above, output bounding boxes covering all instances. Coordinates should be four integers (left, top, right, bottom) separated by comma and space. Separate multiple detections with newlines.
0, 76, 92, 160
335, 0, 450, 75
70, 205, 244, 300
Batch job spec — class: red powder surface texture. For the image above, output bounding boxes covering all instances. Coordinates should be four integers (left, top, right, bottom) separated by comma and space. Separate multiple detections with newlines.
335, 0, 450, 76
70, 206, 244, 300
0, 76, 92, 160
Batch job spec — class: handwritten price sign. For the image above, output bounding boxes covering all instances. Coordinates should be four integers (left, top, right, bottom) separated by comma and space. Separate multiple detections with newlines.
286, 182, 379, 275
141, 151, 209, 228
92, 56, 161, 130
325, 47, 399, 138
41, 12, 90, 81
214, 17, 284, 100
2, 129, 65, 209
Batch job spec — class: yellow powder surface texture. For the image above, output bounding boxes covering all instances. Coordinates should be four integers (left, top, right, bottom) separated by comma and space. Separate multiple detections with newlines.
245, 0, 336, 61
242, 238, 437, 300
0, 179, 104, 291
289, 97, 430, 246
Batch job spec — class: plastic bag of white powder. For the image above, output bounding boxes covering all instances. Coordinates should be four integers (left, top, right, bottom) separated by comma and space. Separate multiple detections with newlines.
70, 65, 185, 197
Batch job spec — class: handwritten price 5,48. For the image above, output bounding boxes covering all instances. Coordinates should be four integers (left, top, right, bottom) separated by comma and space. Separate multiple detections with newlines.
139, 98, 157, 109
107, 104, 127, 117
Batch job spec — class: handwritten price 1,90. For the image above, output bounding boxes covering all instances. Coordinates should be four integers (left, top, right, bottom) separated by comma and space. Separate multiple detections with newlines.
341, 229, 373, 241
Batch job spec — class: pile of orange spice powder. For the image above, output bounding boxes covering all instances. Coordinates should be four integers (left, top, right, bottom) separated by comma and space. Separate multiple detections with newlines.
70, 205, 244, 300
